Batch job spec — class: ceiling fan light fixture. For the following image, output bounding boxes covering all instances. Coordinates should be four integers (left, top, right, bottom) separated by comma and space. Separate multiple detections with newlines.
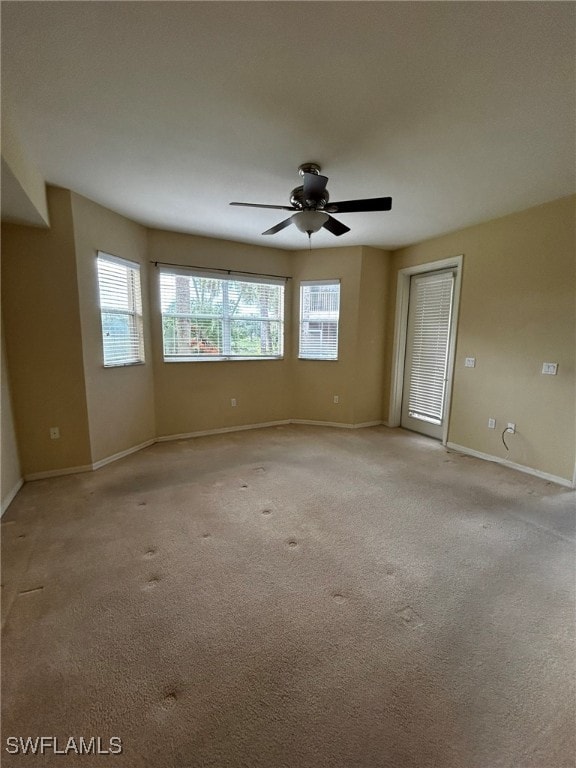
231, 163, 392, 238
292, 210, 329, 235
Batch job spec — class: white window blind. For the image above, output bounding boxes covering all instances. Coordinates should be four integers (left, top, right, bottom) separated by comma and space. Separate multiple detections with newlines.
97, 253, 144, 367
299, 280, 340, 360
159, 270, 284, 361
407, 271, 454, 424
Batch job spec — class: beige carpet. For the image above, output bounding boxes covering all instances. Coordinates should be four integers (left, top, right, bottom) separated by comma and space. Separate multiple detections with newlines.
2, 425, 575, 768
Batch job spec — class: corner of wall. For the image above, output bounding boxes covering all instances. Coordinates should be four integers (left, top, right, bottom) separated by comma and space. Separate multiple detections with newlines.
1, 107, 49, 227
2, 187, 92, 476
351, 247, 391, 425
1, 316, 23, 514
70, 191, 156, 465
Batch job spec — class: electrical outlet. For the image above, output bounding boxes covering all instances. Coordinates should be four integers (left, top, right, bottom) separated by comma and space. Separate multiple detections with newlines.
230, 398, 237, 407
488, 418, 496, 429
333, 395, 339, 404
507, 422, 516, 434
542, 362, 558, 375
49, 427, 60, 440
465, 357, 476, 368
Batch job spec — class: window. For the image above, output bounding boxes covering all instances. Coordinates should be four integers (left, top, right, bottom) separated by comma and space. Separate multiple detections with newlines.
159, 269, 285, 361
299, 280, 340, 360
97, 252, 144, 367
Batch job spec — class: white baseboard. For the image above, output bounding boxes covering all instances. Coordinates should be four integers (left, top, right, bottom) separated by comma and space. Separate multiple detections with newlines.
1, 478, 24, 515
24, 463, 94, 481
18, 421, 396, 483
290, 419, 383, 429
20, 428, 572, 489
25, 439, 156, 480
22, 421, 386, 482
91, 439, 156, 471
156, 420, 291, 442
446, 442, 575, 489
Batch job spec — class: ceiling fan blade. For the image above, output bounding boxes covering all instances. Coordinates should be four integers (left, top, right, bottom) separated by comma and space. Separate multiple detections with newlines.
302, 172, 328, 202
230, 202, 295, 211
262, 217, 294, 235
322, 215, 350, 236
326, 196, 393, 214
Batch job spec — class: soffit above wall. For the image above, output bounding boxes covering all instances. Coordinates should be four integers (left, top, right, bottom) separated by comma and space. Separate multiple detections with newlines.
1, 158, 49, 229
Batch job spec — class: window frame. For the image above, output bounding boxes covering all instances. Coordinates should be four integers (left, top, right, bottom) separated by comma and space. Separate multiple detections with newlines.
159, 267, 286, 363
97, 251, 145, 368
298, 279, 341, 361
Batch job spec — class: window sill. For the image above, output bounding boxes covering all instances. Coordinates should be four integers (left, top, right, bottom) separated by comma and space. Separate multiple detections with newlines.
163, 356, 284, 363
298, 357, 339, 361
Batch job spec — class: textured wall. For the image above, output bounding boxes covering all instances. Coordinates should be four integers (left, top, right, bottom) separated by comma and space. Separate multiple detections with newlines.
1, 188, 92, 476
147, 228, 294, 437
71, 192, 155, 464
290, 246, 363, 425
290, 245, 390, 426
1, 325, 22, 510
386, 196, 576, 481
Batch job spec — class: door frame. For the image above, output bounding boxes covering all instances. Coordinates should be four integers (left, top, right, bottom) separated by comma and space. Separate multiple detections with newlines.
388, 255, 463, 445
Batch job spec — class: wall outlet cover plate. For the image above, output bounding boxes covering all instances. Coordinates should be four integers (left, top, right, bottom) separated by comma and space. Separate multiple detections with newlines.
542, 362, 558, 375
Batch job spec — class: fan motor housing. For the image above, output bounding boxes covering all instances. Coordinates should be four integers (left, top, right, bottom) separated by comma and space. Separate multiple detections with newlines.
290, 185, 329, 210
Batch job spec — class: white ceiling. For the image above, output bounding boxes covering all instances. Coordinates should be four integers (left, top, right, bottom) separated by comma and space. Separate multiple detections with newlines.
2, 1, 574, 250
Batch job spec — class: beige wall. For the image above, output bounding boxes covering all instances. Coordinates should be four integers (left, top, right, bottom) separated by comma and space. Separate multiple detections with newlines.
1, 188, 92, 475
386, 196, 576, 482
291, 245, 391, 425
147, 229, 294, 437
71, 193, 155, 464
291, 246, 362, 424
1, 323, 22, 510
353, 247, 391, 424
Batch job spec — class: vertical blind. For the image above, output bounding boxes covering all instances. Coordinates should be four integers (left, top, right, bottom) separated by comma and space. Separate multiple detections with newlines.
299, 280, 340, 360
407, 271, 454, 424
159, 270, 284, 360
97, 253, 144, 366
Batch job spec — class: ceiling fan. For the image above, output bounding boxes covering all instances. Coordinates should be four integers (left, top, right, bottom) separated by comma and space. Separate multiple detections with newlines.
230, 163, 392, 239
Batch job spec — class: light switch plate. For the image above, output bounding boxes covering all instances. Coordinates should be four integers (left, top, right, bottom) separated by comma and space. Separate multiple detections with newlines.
542, 362, 558, 375
465, 357, 476, 368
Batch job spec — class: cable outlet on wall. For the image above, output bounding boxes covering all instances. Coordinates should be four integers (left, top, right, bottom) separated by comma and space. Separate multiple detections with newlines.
230, 398, 237, 407
488, 418, 496, 429
333, 395, 339, 404
49, 427, 60, 440
507, 422, 516, 434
